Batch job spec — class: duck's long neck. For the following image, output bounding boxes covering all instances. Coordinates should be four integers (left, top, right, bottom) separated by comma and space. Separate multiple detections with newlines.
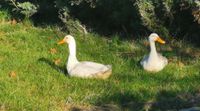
67, 41, 79, 71
149, 41, 158, 61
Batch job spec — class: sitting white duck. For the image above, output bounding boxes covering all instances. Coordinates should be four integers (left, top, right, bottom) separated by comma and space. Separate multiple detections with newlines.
58, 35, 112, 79
140, 33, 168, 72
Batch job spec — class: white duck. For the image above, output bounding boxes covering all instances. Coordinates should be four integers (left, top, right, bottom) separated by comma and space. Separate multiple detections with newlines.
58, 35, 112, 79
140, 33, 168, 72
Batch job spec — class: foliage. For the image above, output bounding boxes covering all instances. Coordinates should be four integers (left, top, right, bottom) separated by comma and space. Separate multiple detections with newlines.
54, 0, 200, 39
5, 0, 38, 18
191, 0, 200, 24
1, 0, 200, 42
54, 0, 88, 34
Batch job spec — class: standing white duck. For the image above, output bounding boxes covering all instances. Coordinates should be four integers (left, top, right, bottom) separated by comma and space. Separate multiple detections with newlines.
140, 33, 168, 72
58, 35, 112, 79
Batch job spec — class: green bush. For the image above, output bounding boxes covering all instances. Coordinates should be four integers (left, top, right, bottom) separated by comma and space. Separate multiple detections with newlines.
1, 0, 200, 42
4, 0, 38, 18
56, 0, 200, 40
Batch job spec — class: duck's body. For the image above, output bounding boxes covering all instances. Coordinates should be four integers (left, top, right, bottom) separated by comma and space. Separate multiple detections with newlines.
68, 61, 112, 79
58, 35, 112, 79
141, 53, 168, 72
140, 33, 168, 72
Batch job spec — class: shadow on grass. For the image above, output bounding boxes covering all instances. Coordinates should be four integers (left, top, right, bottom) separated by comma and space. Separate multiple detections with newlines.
87, 90, 200, 111
79, 74, 200, 111
70, 104, 121, 111
150, 90, 200, 111
91, 91, 146, 111
38, 57, 68, 75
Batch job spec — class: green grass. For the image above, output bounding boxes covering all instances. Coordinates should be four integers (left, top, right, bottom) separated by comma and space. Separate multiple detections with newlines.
0, 10, 200, 111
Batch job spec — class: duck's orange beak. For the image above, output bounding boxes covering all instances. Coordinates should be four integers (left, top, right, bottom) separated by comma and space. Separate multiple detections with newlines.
156, 37, 165, 44
58, 39, 65, 45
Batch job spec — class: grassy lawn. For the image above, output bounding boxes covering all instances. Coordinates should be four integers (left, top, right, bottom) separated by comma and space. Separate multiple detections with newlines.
0, 10, 200, 111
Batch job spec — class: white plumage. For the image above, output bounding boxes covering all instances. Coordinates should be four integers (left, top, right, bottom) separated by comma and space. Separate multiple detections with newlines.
58, 35, 112, 79
140, 33, 168, 72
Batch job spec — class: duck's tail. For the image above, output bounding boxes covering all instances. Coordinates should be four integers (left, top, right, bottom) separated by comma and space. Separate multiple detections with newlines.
93, 65, 112, 79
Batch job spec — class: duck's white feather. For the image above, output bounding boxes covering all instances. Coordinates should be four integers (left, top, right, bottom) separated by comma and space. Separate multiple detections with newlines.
141, 53, 168, 72
140, 33, 168, 72
60, 35, 112, 79
69, 61, 111, 78
158, 53, 168, 65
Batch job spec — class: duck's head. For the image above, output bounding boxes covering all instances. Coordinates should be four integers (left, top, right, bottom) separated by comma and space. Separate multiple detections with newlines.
149, 33, 165, 44
58, 35, 75, 45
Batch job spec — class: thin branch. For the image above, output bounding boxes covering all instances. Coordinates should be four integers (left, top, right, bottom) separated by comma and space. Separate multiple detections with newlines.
9, 0, 19, 9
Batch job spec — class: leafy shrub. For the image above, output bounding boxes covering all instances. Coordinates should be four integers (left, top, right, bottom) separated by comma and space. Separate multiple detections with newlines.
1, 0, 200, 43
191, 0, 200, 24
5, 0, 38, 18
55, 0, 89, 34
